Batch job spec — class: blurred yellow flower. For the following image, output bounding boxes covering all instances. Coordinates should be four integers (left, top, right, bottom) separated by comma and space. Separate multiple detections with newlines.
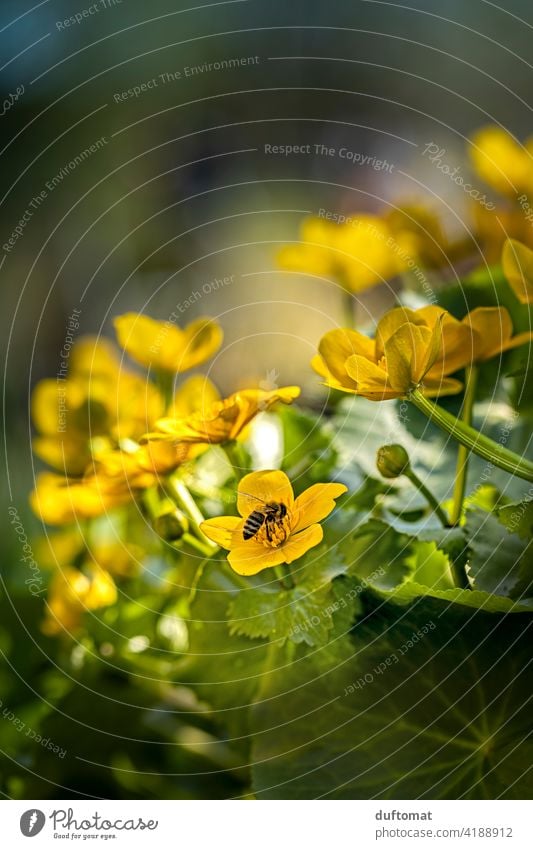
461, 306, 533, 362
201, 470, 347, 575
89, 441, 190, 493
502, 238, 533, 304
114, 313, 223, 373
469, 126, 533, 196
313, 306, 470, 401
31, 336, 164, 474
277, 214, 415, 293
30, 472, 131, 525
42, 565, 116, 636
143, 386, 300, 445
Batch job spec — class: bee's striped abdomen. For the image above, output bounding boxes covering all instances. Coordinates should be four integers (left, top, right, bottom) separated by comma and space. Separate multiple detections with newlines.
243, 509, 266, 540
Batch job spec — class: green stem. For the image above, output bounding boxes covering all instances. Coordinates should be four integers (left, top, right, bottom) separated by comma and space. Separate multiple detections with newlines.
223, 440, 246, 481
404, 467, 449, 527
450, 365, 478, 526
187, 555, 212, 605
166, 476, 217, 552
157, 370, 175, 410
409, 389, 533, 483
274, 563, 294, 590
341, 286, 355, 329
180, 533, 215, 557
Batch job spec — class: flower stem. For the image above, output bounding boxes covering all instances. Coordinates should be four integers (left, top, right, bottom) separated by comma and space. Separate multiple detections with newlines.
166, 476, 217, 552
450, 365, 478, 526
403, 467, 449, 527
341, 289, 354, 329
409, 389, 533, 482
274, 563, 294, 590
223, 440, 246, 481
180, 533, 215, 557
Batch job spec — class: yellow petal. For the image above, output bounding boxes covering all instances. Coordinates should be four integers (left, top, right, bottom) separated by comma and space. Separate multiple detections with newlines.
237, 470, 294, 517
178, 317, 224, 373
168, 375, 221, 418
69, 336, 120, 380
85, 567, 117, 608
292, 483, 347, 533
114, 313, 179, 369
318, 328, 375, 387
384, 323, 438, 390
470, 126, 532, 195
281, 524, 324, 563
375, 307, 425, 356
311, 354, 355, 392
421, 376, 464, 397
228, 541, 287, 575
463, 307, 514, 361
502, 238, 533, 304
200, 516, 241, 549
344, 355, 397, 399
114, 313, 222, 373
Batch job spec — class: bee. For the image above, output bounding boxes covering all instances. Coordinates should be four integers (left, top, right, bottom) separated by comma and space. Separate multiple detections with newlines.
241, 492, 288, 542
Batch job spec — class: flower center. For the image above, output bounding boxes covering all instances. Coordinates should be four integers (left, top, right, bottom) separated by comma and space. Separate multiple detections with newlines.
256, 512, 291, 548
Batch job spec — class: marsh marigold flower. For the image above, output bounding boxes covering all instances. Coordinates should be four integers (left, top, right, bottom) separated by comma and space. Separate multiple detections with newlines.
42, 565, 116, 635
313, 306, 471, 401
143, 385, 300, 445
502, 238, 533, 304
201, 470, 347, 575
460, 306, 533, 362
30, 472, 132, 525
31, 336, 163, 474
469, 126, 533, 197
277, 214, 417, 293
114, 313, 223, 373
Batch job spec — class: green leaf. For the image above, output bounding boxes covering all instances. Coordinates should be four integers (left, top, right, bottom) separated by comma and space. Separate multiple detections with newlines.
279, 405, 337, 483
379, 581, 533, 613
228, 548, 361, 647
340, 519, 414, 590
405, 541, 455, 591
499, 499, 533, 540
251, 596, 533, 798
465, 507, 527, 598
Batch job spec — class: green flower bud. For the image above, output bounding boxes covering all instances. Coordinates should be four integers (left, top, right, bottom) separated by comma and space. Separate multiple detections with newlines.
376, 444, 411, 479
153, 509, 189, 541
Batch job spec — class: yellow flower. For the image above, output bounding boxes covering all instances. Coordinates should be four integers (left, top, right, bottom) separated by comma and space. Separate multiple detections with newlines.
42, 565, 116, 636
469, 126, 533, 196
461, 306, 533, 362
89, 441, 190, 492
114, 313, 223, 373
31, 336, 163, 474
143, 386, 301, 445
277, 214, 412, 293
312, 306, 470, 401
30, 472, 131, 525
502, 238, 533, 304
200, 470, 347, 575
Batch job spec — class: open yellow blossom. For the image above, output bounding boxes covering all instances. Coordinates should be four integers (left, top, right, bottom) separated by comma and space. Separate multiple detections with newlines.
143, 386, 300, 445
313, 306, 471, 401
30, 472, 132, 526
114, 313, 223, 373
461, 306, 533, 362
469, 126, 533, 196
277, 214, 415, 293
42, 565, 117, 635
502, 238, 533, 304
201, 470, 347, 575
